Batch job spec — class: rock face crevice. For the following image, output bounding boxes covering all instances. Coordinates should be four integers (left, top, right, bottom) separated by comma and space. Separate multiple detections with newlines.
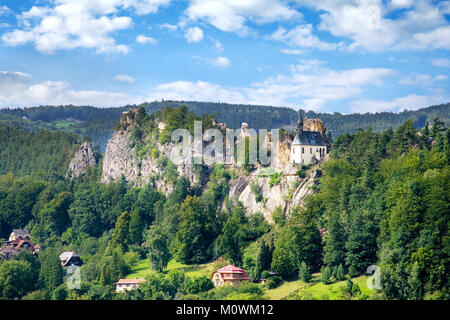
67, 141, 97, 179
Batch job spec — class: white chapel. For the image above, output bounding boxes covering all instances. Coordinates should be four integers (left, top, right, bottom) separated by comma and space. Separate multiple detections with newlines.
291, 110, 328, 166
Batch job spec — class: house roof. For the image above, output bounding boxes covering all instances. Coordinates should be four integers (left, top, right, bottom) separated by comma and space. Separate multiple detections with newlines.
59, 251, 80, 266
292, 130, 328, 146
216, 265, 246, 273
116, 278, 146, 285
15, 239, 34, 249
11, 229, 30, 239
212, 265, 251, 280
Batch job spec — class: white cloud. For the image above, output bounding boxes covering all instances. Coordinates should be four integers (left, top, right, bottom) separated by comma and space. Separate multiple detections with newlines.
214, 40, 223, 52
351, 93, 447, 113
160, 23, 179, 31
149, 80, 246, 103
432, 58, 450, 68
1, 0, 171, 54
127, 0, 172, 15
389, 0, 414, 9
292, 0, 450, 52
0, 5, 11, 15
280, 48, 304, 55
114, 74, 135, 83
136, 34, 157, 44
399, 73, 448, 86
211, 56, 230, 67
244, 61, 393, 109
269, 25, 338, 51
185, 0, 299, 33
185, 26, 204, 42
0, 71, 143, 107
148, 60, 394, 111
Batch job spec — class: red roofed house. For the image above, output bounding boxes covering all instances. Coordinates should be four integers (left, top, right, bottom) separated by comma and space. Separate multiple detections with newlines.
115, 278, 146, 292
211, 265, 251, 287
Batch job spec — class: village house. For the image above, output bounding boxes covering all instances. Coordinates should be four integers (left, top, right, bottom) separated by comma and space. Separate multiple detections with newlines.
0, 229, 39, 260
211, 265, 251, 287
291, 111, 328, 166
59, 251, 83, 267
115, 278, 146, 292
9, 228, 31, 241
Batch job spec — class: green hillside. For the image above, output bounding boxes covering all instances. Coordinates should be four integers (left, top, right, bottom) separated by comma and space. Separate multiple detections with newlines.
1, 101, 448, 150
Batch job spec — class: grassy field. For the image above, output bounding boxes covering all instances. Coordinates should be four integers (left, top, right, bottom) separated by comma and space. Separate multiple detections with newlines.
262, 275, 373, 300
127, 259, 375, 300
126, 259, 216, 279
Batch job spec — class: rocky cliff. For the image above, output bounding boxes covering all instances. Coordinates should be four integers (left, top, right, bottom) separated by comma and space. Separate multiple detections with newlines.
101, 108, 327, 221
227, 167, 320, 223
101, 110, 201, 194
67, 141, 97, 179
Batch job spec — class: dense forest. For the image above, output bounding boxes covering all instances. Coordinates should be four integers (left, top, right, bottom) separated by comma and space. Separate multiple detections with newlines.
0, 106, 448, 300
1, 102, 448, 151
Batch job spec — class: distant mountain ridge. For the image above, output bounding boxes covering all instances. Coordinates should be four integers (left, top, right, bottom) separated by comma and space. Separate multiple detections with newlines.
0, 101, 448, 150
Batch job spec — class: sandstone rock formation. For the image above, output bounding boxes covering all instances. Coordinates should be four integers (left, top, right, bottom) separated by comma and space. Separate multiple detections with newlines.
303, 118, 327, 136
101, 108, 327, 222
67, 141, 96, 179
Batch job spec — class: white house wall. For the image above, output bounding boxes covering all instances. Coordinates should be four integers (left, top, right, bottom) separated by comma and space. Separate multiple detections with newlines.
291, 145, 326, 165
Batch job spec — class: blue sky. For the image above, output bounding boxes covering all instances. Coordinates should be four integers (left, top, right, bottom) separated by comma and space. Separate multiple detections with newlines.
0, 0, 449, 113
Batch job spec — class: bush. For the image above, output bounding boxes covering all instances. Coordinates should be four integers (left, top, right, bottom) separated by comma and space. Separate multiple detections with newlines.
185, 276, 214, 294
250, 181, 262, 203
266, 276, 283, 289
269, 173, 282, 188
296, 169, 306, 179
52, 284, 68, 300
22, 290, 48, 300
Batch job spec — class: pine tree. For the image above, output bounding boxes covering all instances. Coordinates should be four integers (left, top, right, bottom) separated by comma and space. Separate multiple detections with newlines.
336, 264, 346, 281
256, 239, 272, 278
362, 151, 376, 191
408, 262, 423, 300
128, 208, 144, 245
321, 266, 331, 284
324, 213, 347, 268
111, 211, 131, 250
38, 251, 64, 292
146, 225, 171, 272
345, 209, 377, 277
299, 261, 312, 283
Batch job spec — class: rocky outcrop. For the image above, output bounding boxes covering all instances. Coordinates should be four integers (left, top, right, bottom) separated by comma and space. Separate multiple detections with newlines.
101, 110, 201, 192
304, 118, 327, 136
101, 107, 327, 222
227, 168, 319, 223
67, 141, 96, 179
101, 129, 139, 183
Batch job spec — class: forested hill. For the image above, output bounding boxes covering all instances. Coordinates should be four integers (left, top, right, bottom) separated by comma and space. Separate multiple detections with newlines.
0, 101, 449, 150
0, 126, 81, 178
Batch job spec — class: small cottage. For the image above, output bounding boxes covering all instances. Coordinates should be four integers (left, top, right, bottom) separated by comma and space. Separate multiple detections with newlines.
59, 251, 83, 267
211, 265, 251, 287
115, 278, 146, 292
9, 229, 31, 241
1, 229, 38, 260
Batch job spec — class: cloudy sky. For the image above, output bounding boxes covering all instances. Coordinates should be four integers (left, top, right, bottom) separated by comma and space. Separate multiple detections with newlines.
0, 0, 449, 113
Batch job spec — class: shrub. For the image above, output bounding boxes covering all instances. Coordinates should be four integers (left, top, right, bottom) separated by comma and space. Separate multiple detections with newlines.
266, 276, 283, 289
269, 172, 282, 188
250, 181, 262, 203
